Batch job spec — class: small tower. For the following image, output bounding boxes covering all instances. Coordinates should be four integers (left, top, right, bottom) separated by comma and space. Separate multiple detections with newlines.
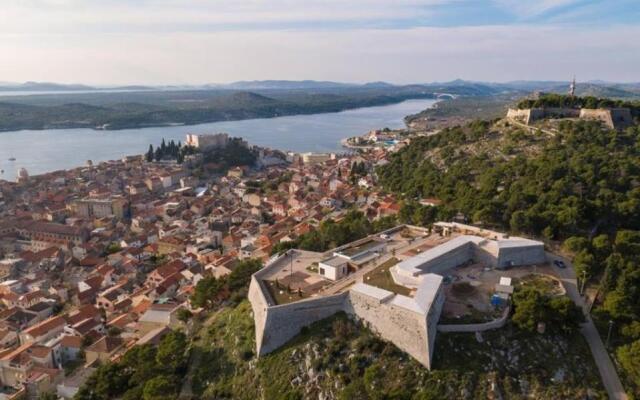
569, 76, 576, 97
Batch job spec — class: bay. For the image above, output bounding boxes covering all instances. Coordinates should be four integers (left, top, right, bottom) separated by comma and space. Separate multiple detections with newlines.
0, 99, 436, 181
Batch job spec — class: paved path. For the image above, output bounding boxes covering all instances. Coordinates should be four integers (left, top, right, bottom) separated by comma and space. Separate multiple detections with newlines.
508, 118, 557, 137
547, 253, 628, 400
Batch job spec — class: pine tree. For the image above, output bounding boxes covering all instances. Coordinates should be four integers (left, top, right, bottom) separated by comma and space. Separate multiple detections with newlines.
146, 145, 154, 162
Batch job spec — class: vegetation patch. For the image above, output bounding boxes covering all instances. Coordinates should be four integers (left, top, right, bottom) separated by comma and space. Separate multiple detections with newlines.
363, 257, 411, 296
184, 301, 604, 400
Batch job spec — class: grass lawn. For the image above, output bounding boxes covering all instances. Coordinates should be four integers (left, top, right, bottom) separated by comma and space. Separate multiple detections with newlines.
363, 257, 412, 296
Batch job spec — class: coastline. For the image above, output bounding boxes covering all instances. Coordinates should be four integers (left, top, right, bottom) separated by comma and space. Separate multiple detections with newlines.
0, 99, 438, 182
0, 95, 437, 134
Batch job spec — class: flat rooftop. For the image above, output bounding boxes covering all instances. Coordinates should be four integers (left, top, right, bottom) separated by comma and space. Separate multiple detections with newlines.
337, 238, 385, 257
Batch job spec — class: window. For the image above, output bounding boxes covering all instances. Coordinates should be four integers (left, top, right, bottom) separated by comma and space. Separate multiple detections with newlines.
319, 267, 325, 276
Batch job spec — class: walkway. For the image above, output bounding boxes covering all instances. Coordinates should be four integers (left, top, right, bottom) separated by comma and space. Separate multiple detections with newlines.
508, 118, 557, 137
547, 253, 628, 400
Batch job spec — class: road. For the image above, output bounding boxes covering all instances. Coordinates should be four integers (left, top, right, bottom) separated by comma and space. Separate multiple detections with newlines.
547, 252, 628, 400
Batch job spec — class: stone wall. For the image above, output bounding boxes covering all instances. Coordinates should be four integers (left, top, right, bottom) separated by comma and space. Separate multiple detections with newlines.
250, 272, 446, 369
496, 244, 546, 268
506, 108, 532, 124
345, 288, 435, 368
249, 268, 349, 356
580, 108, 633, 130
416, 241, 475, 275
437, 305, 510, 333
508, 107, 633, 130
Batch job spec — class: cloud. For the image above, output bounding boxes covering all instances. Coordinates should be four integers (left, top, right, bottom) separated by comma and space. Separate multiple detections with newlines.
493, 0, 579, 18
0, 1, 638, 84
0, 0, 454, 34
0, 24, 638, 85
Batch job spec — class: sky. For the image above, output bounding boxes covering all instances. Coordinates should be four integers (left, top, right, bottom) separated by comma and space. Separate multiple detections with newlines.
1, 0, 639, 85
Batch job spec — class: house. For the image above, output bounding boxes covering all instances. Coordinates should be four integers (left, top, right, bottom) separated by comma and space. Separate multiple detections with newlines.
20, 315, 66, 345
85, 336, 124, 365
96, 285, 127, 314
137, 303, 184, 335
57, 336, 83, 365
146, 259, 187, 287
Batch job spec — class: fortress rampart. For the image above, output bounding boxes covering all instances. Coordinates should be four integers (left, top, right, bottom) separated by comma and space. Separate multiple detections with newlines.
248, 224, 546, 370
507, 107, 633, 130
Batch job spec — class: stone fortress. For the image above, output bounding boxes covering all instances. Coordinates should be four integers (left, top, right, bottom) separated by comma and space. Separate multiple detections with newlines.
248, 222, 546, 369
506, 107, 633, 130
507, 77, 634, 131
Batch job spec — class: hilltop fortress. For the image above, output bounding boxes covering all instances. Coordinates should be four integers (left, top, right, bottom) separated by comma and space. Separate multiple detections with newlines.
507, 107, 633, 130
248, 223, 545, 369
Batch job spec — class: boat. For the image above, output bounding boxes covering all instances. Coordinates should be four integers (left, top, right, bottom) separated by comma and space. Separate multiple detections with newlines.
8, 157, 16, 161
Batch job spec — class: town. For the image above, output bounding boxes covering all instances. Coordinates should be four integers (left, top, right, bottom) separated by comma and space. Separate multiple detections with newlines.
0, 131, 410, 399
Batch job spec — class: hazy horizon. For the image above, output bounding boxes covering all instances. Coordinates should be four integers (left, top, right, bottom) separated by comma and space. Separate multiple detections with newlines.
2, 0, 639, 86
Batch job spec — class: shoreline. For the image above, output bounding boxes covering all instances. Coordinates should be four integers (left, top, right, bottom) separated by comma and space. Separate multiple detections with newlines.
0, 99, 438, 182
0, 95, 437, 135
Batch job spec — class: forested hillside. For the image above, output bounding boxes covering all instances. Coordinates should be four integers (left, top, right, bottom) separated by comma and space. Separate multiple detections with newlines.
377, 118, 640, 396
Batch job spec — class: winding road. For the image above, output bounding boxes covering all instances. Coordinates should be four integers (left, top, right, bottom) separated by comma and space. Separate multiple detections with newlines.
547, 252, 628, 400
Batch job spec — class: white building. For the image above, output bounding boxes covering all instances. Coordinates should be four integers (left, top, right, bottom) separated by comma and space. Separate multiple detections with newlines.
301, 152, 331, 164
185, 133, 229, 149
318, 256, 349, 281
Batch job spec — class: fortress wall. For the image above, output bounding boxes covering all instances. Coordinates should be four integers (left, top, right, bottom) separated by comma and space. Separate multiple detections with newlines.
508, 107, 633, 130
507, 108, 532, 124
544, 107, 580, 118
579, 109, 615, 129
419, 241, 475, 275
425, 288, 445, 361
609, 108, 634, 129
254, 292, 349, 356
473, 242, 499, 268
345, 289, 433, 368
248, 276, 270, 353
496, 245, 546, 268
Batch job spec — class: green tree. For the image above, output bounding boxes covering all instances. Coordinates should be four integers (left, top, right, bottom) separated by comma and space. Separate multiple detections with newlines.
512, 288, 547, 332
563, 236, 590, 254
146, 144, 154, 162
142, 375, 177, 400
509, 210, 529, 233
190, 276, 225, 309
156, 331, 188, 373
547, 296, 584, 332
38, 392, 57, 400
74, 362, 130, 400
176, 308, 192, 323
617, 340, 640, 388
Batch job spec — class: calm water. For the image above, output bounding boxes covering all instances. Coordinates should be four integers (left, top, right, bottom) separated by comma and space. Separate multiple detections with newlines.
0, 99, 436, 181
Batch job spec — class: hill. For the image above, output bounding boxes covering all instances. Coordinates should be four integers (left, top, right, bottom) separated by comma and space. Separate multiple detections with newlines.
181, 301, 602, 399
0, 86, 438, 131
73, 300, 603, 400
377, 118, 640, 397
